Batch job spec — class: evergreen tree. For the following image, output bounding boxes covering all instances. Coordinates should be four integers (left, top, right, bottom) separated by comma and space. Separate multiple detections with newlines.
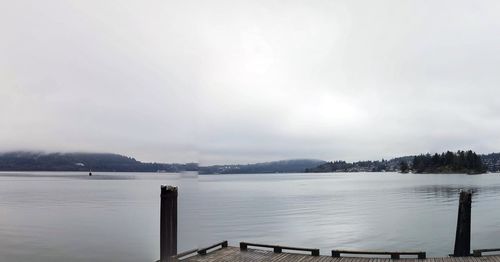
399, 161, 409, 173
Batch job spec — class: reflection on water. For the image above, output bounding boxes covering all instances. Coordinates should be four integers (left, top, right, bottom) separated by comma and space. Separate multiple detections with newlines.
412, 184, 500, 199
1, 172, 500, 261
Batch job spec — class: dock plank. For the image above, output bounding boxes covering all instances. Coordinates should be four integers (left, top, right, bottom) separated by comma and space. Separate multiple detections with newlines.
180, 246, 500, 262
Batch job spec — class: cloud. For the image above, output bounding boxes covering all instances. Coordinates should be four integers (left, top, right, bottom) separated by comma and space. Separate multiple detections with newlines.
1, 0, 500, 164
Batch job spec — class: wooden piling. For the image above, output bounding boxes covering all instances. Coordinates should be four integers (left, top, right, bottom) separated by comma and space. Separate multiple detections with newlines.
453, 190, 472, 257
160, 185, 178, 262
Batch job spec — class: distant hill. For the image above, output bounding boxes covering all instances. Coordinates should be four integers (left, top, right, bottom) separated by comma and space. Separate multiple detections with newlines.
305, 157, 412, 173
0, 152, 197, 172
477, 153, 500, 172
0, 152, 321, 174
199, 159, 326, 174
4, 150, 500, 174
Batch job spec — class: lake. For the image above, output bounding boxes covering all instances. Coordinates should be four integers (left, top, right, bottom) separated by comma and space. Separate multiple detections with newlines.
1, 172, 500, 261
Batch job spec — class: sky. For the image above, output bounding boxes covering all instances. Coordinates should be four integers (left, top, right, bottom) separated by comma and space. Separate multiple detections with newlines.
1, 0, 500, 165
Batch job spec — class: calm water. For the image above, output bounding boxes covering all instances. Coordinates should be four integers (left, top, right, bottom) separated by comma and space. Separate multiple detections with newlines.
1, 172, 500, 261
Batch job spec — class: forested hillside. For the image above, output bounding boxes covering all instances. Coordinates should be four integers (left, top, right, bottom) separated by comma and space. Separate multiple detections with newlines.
0, 152, 197, 172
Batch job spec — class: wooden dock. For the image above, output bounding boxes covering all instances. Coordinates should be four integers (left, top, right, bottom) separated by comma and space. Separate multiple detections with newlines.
174, 242, 500, 262
157, 186, 500, 262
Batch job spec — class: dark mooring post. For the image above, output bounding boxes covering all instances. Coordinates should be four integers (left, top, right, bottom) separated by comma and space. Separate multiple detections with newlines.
453, 190, 472, 257
160, 185, 178, 262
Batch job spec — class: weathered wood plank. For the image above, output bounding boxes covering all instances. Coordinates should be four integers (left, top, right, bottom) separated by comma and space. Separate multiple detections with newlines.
179, 246, 500, 262
332, 250, 425, 259
160, 186, 178, 262
454, 190, 472, 257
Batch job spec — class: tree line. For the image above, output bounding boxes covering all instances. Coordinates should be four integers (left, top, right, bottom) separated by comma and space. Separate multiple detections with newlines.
0, 152, 198, 172
400, 150, 487, 174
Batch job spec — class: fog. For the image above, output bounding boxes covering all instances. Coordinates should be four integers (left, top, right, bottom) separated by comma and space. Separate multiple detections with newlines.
1, 0, 500, 164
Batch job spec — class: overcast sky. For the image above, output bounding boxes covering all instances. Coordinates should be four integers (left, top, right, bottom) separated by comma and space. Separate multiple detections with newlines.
1, 0, 500, 165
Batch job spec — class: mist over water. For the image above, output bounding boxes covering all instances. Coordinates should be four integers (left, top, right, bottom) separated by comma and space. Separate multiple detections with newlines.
1, 172, 500, 261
